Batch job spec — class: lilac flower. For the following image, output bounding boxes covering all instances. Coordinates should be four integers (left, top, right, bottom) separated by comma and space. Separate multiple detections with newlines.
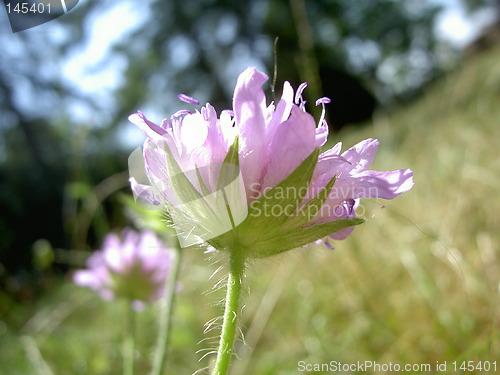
128, 67, 413, 255
74, 228, 173, 310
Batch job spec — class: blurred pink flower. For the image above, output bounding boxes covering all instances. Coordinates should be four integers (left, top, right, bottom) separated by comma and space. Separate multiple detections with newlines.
74, 228, 173, 309
128, 68, 413, 254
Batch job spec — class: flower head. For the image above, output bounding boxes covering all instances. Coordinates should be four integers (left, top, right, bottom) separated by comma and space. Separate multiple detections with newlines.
73, 228, 173, 310
129, 68, 413, 256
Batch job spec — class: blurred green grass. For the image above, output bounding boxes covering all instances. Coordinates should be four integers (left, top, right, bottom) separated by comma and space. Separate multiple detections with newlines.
2, 45, 500, 374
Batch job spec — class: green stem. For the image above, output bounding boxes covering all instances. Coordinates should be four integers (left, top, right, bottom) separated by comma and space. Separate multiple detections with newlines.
124, 303, 135, 375
213, 254, 246, 375
150, 243, 183, 375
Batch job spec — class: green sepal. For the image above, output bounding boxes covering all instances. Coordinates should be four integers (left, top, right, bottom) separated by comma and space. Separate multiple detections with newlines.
242, 147, 320, 233
163, 145, 203, 205
208, 216, 365, 257
283, 175, 337, 229
253, 217, 365, 258
163, 145, 217, 228
195, 165, 211, 197
217, 136, 241, 230
217, 136, 239, 191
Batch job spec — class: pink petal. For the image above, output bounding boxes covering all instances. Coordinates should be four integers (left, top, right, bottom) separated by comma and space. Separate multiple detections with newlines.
314, 120, 329, 148
129, 177, 163, 206
341, 138, 379, 174
73, 270, 99, 288
202, 103, 232, 164
233, 68, 269, 198
262, 105, 317, 189
180, 113, 209, 153
350, 169, 414, 199
270, 81, 294, 128
129, 112, 167, 143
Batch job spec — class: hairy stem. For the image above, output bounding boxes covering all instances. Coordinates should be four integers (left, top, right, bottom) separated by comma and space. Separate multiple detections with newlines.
150, 243, 183, 375
124, 303, 135, 375
213, 253, 246, 375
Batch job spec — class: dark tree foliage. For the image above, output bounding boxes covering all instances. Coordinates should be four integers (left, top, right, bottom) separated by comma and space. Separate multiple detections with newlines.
114, 0, 443, 129
0, 0, 128, 295
463, 0, 500, 12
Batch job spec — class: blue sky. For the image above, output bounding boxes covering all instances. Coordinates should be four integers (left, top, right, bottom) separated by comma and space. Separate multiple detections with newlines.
434, 0, 497, 46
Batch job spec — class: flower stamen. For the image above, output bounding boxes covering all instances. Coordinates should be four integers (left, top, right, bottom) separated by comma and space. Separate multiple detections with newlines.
315, 96, 331, 128
177, 94, 200, 105
295, 82, 308, 110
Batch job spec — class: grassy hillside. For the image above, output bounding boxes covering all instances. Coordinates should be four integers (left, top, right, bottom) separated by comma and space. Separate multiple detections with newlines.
1, 46, 499, 375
